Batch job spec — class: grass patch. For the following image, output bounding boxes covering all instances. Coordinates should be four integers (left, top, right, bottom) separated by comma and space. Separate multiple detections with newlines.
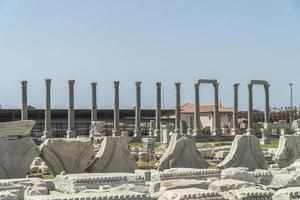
261, 138, 279, 149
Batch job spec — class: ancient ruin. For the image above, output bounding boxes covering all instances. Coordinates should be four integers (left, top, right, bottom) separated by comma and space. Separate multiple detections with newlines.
0, 78, 300, 200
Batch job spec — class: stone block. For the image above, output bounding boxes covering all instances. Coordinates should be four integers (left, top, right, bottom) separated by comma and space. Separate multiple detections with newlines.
209, 179, 255, 192
40, 138, 94, 175
274, 135, 300, 168
157, 188, 225, 200
0, 120, 36, 138
151, 168, 221, 181
149, 179, 211, 199
54, 173, 145, 193
273, 187, 300, 200
221, 168, 257, 184
26, 191, 151, 200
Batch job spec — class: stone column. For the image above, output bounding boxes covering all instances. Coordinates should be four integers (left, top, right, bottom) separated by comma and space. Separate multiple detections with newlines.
247, 83, 254, 135
66, 80, 76, 138
149, 120, 155, 137
134, 81, 142, 138
90, 82, 97, 136
21, 81, 28, 121
174, 82, 181, 133
231, 83, 240, 135
43, 79, 52, 138
212, 82, 221, 136
180, 120, 188, 134
154, 82, 161, 141
187, 116, 193, 135
264, 84, 270, 124
193, 81, 201, 136
261, 83, 271, 144
112, 81, 120, 136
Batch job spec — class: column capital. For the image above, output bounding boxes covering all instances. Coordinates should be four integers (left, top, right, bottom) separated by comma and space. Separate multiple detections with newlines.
156, 82, 161, 88
135, 81, 142, 87
21, 80, 27, 87
114, 81, 120, 87
45, 79, 51, 85
68, 80, 75, 85
175, 82, 181, 88
194, 81, 200, 88
247, 83, 253, 88
264, 83, 270, 90
213, 81, 219, 88
91, 82, 97, 87
233, 83, 240, 88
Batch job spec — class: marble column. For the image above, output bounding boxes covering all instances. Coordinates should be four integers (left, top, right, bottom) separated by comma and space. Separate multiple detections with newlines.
43, 79, 52, 138
231, 83, 240, 135
247, 83, 254, 135
134, 81, 142, 138
112, 81, 120, 136
174, 82, 181, 133
264, 84, 270, 124
66, 80, 76, 138
154, 82, 161, 141
187, 116, 193, 135
180, 120, 188, 134
212, 82, 221, 136
21, 81, 28, 121
90, 82, 97, 136
193, 81, 200, 136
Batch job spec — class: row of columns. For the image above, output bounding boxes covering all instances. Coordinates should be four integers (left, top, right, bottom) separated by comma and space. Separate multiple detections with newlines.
19, 80, 270, 138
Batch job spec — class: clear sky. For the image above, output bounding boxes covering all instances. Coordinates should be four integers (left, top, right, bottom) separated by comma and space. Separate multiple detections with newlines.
0, 0, 299, 110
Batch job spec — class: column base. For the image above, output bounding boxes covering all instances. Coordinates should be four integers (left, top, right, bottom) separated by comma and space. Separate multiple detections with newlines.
154, 129, 160, 142
192, 128, 201, 137
212, 129, 222, 136
133, 129, 142, 138
231, 128, 240, 135
112, 129, 120, 137
66, 129, 76, 138
246, 128, 254, 135
42, 130, 52, 139
260, 128, 271, 145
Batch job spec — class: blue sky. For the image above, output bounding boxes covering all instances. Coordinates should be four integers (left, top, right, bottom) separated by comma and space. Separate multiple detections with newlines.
0, 0, 299, 109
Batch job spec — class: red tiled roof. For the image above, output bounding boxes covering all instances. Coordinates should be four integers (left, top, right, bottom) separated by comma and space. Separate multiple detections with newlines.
180, 103, 233, 114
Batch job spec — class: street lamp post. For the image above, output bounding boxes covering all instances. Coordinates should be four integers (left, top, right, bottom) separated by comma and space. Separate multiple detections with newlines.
289, 83, 294, 123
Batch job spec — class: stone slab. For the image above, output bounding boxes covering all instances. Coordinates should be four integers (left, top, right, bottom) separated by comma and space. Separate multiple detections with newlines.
54, 173, 145, 193
151, 168, 221, 181
40, 138, 94, 175
157, 188, 225, 200
0, 120, 36, 138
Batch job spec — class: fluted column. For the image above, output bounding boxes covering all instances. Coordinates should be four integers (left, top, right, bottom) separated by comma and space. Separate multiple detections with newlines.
247, 83, 253, 135
264, 84, 270, 124
89, 82, 97, 136
212, 82, 221, 136
193, 81, 200, 136
66, 80, 76, 138
154, 82, 161, 141
134, 81, 142, 138
174, 82, 181, 133
43, 79, 52, 138
231, 83, 240, 135
21, 81, 28, 120
112, 81, 120, 136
